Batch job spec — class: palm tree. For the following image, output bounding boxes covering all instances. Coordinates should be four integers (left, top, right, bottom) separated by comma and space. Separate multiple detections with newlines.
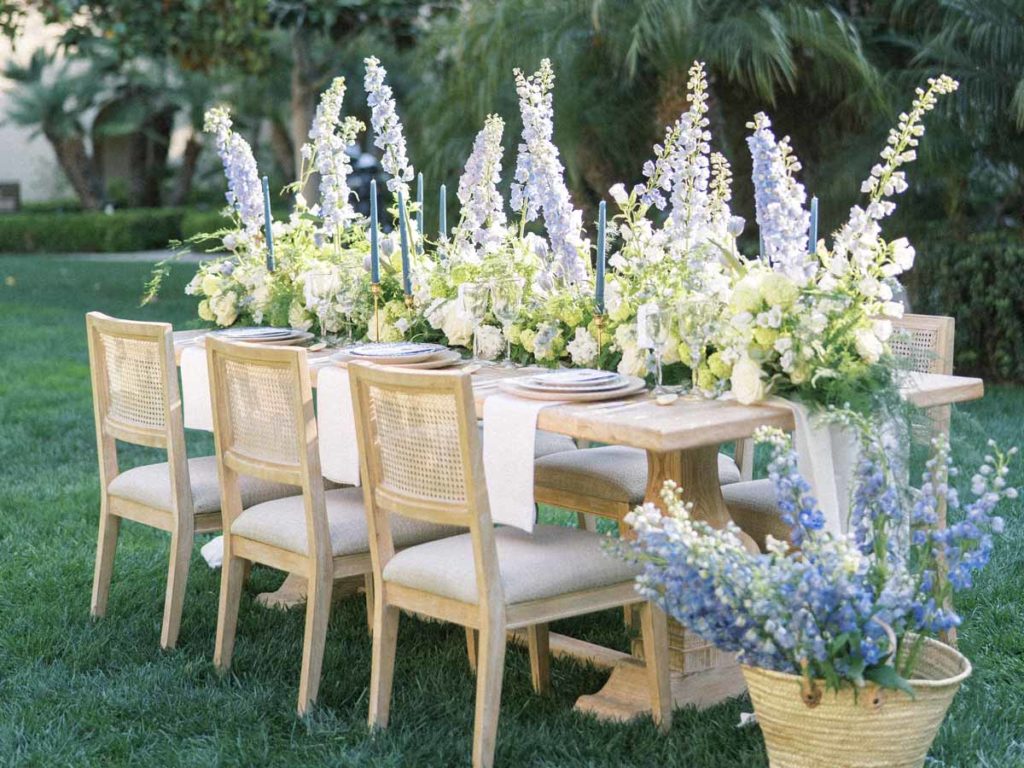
407, 0, 881, 213
3, 50, 106, 209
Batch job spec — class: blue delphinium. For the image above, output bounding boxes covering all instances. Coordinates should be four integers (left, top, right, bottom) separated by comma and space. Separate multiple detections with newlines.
364, 56, 415, 200
203, 106, 265, 238
622, 425, 1015, 691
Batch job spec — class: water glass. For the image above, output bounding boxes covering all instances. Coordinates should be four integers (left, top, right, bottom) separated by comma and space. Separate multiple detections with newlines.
644, 303, 672, 395
491, 277, 524, 366
457, 281, 491, 361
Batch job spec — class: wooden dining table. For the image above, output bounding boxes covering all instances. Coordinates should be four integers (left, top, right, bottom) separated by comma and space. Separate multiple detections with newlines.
173, 330, 984, 722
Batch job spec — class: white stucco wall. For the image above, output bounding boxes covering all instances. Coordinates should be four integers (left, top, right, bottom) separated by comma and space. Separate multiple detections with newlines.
0, 12, 72, 203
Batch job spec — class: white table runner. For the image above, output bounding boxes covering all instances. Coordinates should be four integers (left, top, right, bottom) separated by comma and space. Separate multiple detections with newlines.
482, 392, 563, 532
181, 345, 214, 431
315, 365, 362, 486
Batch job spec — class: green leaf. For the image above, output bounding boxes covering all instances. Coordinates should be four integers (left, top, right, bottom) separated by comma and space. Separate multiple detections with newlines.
864, 664, 916, 698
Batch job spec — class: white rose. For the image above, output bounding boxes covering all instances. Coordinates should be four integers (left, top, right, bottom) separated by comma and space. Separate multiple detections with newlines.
617, 343, 649, 378
288, 301, 314, 331
873, 319, 893, 342
209, 292, 238, 327
731, 356, 766, 404
609, 183, 628, 206
566, 327, 599, 366
200, 274, 222, 297
441, 301, 475, 347
881, 301, 905, 319
197, 299, 214, 322
475, 325, 504, 361
855, 328, 883, 364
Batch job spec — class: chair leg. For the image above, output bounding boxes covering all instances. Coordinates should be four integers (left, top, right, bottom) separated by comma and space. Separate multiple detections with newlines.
368, 596, 400, 730
526, 623, 551, 695
160, 527, 193, 650
639, 602, 672, 732
471, 620, 507, 768
465, 627, 478, 673
90, 505, 120, 618
363, 573, 375, 636
297, 568, 333, 716
213, 552, 246, 674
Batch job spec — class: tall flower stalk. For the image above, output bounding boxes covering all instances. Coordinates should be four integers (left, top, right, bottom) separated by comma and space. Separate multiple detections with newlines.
510, 59, 589, 286
203, 106, 264, 238
364, 56, 415, 200
300, 77, 365, 234
452, 114, 508, 260
747, 112, 813, 284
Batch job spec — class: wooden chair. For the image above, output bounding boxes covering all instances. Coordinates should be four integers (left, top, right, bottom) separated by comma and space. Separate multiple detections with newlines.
348, 363, 671, 768
207, 338, 457, 714
86, 312, 297, 649
721, 314, 957, 550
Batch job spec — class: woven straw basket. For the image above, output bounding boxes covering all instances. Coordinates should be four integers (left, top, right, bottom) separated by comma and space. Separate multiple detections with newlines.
742, 636, 971, 768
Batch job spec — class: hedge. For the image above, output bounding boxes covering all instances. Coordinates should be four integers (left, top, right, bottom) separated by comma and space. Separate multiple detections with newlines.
910, 229, 1024, 382
0, 209, 185, 253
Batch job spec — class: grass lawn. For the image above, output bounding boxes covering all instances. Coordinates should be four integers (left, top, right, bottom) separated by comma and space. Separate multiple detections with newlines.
0, 255, 1022, 767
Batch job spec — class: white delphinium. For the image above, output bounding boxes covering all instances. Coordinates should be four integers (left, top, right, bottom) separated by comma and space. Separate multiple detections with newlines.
364, 56, 415, 198
566, 326, 599, 366
203, 106, 264, 237
665, 61, 715, 252
746, 112, 813, 284
304, 77, 364, 232
510, 59, 589, 285
829, 75, 959, 286
453, 114, 508, 260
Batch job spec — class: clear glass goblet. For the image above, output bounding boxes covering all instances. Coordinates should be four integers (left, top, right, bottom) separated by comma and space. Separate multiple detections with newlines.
644, 303, 672, 395
490, 276, 525, 367
457, 281, 491, 361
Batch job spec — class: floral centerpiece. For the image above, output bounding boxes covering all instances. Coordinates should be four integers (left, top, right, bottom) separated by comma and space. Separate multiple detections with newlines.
623, 426, 1016, 765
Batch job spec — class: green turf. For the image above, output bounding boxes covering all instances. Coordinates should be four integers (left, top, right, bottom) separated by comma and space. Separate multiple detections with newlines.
0, 255, 1022, 767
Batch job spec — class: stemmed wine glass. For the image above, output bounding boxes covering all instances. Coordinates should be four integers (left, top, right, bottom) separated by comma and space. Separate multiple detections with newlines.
303, 270, 341, 345
678, 294, 716, 398
644, 302, 672, 395
457, 281, 491, 361
490, 276, 524, 367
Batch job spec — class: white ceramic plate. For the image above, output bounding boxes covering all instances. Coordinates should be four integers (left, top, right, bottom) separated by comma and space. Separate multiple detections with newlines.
346, 342, 446, 361
524, 369, 620, 387
202, 329, 313, 346
517, 374, 628, 393
498, 376, 646, 402
331, 348, 463, 369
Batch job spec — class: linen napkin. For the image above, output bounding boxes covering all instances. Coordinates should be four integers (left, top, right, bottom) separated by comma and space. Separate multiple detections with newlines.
181, 345, 214, 431
770, 397, 859, 535
200, 536, 224, 568
482, 392, 562, 532
315, 365, 362, 486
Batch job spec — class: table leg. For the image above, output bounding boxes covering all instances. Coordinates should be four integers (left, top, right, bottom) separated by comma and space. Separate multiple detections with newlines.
574, 445, 750, 722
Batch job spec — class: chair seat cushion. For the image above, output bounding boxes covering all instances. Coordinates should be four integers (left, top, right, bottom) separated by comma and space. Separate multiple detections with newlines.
721, 479, 792, 551
534, 430, 578, 458
107, 455, 298, 516
382, 524, 640, 605
533, 446, 742, 505
230, 487, 459, 557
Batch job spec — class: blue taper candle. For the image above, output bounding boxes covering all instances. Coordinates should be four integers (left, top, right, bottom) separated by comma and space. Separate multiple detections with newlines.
369, 180, 380, 283
398, 191, 412, 296
261, 175, 275, 272
595, 200, 606, 314
416, 172, 424, 254
439, 184, 447, 237
809, 196, 819, 254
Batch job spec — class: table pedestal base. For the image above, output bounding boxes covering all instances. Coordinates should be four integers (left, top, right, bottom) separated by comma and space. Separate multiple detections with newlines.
574, 656, 746, 722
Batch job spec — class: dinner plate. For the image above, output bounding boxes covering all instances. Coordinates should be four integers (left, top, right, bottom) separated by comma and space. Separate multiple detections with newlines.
212, 327, 296, 339
516, 374, 628, 393
523, 369, 620, 388
341, 342, 448, 365
498, 376, 647, 402
331, 348, 463, 369
202, 329, 314, 346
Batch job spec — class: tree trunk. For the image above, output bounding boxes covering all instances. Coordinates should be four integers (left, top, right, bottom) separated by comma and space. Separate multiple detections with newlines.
290, 25, 317, 203
269, 117, 295, 182
46, 131, 103, 210
170, 131, 203, 206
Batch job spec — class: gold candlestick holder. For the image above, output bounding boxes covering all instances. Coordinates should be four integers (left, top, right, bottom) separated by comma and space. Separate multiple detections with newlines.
404, 294, 414, 310
371, 282, 382, 341
594, 313, 605, 368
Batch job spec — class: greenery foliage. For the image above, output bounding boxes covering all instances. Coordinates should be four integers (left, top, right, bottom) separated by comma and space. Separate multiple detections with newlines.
911, 229, 1024, 381
0, 209, 185, 253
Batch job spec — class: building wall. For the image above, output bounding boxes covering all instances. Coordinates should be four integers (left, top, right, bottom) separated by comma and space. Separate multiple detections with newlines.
0, 11, 69, 204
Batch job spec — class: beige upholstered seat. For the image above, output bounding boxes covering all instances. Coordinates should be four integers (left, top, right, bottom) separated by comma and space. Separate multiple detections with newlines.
232, 487, 457, 558
535, 446, 741, 505
108, 455, 296, 517
720, 479, 790, 551
533, 430, 577, 458
348, 363, 671, 768
382, 524, 641, 605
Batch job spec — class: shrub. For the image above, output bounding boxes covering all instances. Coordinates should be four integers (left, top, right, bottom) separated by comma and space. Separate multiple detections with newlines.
0, 209, 185, 253
910, 229, 1024, 381
181, 209, 231, 248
